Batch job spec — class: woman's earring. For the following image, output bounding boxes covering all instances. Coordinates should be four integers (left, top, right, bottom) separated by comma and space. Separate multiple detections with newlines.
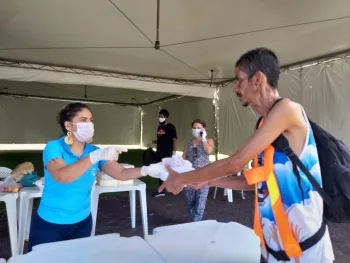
64, 131, 74, 145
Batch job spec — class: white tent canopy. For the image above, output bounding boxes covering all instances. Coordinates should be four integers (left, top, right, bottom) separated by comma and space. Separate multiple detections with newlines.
1, 0, 350, 83
1, 1, 350, 155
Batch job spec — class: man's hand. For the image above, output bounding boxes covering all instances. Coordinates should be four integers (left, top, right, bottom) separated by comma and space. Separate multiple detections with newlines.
158, 165, 185, 194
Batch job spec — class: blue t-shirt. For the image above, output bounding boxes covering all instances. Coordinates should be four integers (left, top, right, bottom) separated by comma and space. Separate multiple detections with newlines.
38, 136, 106, 224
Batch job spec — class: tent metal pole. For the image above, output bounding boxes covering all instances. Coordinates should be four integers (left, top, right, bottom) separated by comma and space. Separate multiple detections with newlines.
155, 0, 160, 50
213, 86, 220, 161
140, 108, 144, 148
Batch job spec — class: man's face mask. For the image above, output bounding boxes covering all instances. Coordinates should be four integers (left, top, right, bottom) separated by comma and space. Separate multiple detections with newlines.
192, 128, 202, 138
159, 117, 166, 124
70, 122, 94, 143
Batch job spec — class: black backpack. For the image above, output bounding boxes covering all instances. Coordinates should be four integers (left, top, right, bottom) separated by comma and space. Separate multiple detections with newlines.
257, 99, 350, 223
142, 146, 158, 166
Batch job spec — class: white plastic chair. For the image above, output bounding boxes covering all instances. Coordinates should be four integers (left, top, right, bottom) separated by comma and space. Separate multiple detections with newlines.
213, 172, 245, 202
0, 193, 18, 257
17, 187, 42, 254
0, 167, 18, 257
213, 187, 234, 202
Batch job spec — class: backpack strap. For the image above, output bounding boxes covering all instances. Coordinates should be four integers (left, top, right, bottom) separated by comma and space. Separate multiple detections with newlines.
273, 135, 337, 215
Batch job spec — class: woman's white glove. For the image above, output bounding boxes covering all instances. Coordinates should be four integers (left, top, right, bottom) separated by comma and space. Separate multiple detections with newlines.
89, 146, 128, 165
141, 163, 164, 178
201, 128, 207, 142
142, 156, 195, 181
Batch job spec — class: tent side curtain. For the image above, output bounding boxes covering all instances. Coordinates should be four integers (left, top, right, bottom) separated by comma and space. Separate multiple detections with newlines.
0, 96, 141, 145
0, 65, 215, 99
217, 57, 350, 155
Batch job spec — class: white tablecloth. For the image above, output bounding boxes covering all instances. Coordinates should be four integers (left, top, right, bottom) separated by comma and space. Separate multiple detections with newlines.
146, 220, 261, 263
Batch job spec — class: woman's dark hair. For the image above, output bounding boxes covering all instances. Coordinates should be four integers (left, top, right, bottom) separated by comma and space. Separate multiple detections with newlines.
57, 102, 91, 134
191, 119, 206, 128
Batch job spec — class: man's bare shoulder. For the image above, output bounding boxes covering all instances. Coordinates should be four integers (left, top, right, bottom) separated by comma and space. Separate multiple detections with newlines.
272, 98, 300, 112
269, 98, 303, 120
265, 98, 306, 135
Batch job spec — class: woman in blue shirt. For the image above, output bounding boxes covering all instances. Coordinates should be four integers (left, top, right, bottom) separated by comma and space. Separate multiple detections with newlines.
28, 102, 150, 251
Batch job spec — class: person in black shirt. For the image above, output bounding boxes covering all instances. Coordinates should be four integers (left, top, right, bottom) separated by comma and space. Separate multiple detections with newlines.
151, 109, 177, 197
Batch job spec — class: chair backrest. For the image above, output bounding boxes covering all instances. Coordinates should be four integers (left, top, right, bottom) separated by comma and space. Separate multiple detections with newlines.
0, 167, 12, 181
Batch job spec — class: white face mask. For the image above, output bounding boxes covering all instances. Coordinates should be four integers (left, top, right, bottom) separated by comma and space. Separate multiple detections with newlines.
192, 128, 202, 138
70, 122, 94, 143
159, 117, 166, 123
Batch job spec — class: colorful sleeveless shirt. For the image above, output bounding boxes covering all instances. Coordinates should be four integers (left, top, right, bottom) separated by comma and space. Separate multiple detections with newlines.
257, 106, 334, 262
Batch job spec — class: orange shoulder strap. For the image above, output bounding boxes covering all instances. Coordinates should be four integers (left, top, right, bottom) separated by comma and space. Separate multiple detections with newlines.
244, 118, 302, 259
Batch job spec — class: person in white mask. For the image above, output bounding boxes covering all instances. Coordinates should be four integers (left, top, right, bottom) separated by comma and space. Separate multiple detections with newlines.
182, 119, 214, 221
150, 109, 177, 197
28, 102, 152, 251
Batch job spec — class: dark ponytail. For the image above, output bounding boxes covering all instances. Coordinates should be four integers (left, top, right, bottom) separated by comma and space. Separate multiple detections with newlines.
57, 102, 91, 134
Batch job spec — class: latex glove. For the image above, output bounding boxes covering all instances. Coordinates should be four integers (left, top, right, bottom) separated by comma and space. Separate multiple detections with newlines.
141, 163, 164, 178
159, 165, 195, 182
201, 128, 207, 142
89, 146, 128, 165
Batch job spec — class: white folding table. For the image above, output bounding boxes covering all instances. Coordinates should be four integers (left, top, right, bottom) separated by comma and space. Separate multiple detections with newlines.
146, 220, 261, 263
8, 234, 165, 263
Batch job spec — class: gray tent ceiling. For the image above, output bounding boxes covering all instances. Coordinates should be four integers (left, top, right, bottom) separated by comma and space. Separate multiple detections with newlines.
1, 0, 350, 83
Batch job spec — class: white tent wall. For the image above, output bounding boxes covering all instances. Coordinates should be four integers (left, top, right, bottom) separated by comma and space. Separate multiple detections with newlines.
217, 86, 258, 155
299, 57, 350, 143
0, 96, 141, 145
142, 97, 215, 152
217, 57, 350, 155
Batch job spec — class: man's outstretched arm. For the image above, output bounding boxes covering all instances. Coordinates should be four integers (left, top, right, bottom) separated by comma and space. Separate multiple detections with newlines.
159, 99, 301, 194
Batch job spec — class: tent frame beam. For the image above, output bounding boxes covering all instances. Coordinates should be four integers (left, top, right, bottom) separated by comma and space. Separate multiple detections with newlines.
0, 91, 185, 108
0, 58, 213, 87
1, 49, 350, 88
0, 92, 138, 107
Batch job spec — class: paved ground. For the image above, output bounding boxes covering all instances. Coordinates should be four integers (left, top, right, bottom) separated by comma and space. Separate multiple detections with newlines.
1, 189, 349, 262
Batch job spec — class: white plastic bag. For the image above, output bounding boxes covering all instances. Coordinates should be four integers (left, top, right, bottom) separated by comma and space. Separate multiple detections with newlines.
159, 154, 194, 181
0, 174, 23, 193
